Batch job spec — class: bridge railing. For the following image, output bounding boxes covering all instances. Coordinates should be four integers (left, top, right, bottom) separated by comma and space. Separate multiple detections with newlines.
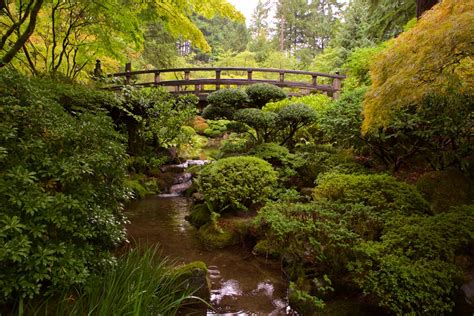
106, 63, 345, 98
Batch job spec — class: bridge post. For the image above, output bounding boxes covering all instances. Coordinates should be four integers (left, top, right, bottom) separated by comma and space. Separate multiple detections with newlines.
154, 71, 161, 84
312, 75, 318, 86
332, 72, 342, 99
279, 72, 285, 83
184, 71, 190, 81
215, 69, 221, 90
125, 62, 132, 85
247, 70, 253, 81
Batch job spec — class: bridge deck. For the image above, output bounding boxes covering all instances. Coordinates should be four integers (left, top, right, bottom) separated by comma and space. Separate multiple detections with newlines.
105, 65, 345, 99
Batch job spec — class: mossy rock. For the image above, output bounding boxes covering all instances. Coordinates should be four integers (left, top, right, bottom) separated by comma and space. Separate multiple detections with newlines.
416, 170, 473, 213
253, 240, 281, 259
174, 261, 210, 303
185, 204, 211, 228
197, 223, 239, 249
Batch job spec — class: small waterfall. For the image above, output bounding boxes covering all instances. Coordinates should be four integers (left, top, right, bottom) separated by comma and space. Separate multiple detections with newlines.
158, 160, 211, 197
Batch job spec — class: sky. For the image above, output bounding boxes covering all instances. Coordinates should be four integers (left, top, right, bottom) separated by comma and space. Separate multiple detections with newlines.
227, 0, 259, 25
227, 0, 348, 26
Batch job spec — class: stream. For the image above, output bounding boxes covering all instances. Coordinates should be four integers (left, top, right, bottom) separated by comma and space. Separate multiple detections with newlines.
125, 196, 291, 315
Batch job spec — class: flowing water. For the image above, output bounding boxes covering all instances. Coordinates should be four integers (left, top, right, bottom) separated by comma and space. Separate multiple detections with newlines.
125, 196, 291, 315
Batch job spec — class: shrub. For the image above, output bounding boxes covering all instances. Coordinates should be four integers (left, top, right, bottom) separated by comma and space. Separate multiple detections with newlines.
189, 116, 209, 134
263, 93, 331, 114
197, 156, 277, 212
313, 173, 430, 216
203, 119, 231, 138
252, 143, 305, 183
254, 201, 377, 274
201, 103, 235, 120
319, 87, 367, 148
233, 108, 277, 143
294, 145, 367, 186
0, 70, 128, 303
207, 88, 248, 108
350, 205, 474, 315
276, 103, 318, 146
245, 83, 287, 108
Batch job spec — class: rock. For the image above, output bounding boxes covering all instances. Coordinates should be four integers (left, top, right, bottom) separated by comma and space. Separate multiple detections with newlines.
170, 180, 193, 195
197, 223, 239, 249
174, 261, 211, 303
174, 172, 193, 185
185, 204, 211, 228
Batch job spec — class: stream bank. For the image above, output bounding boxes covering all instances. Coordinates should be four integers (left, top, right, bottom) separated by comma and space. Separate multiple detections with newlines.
125, 196, 291, 315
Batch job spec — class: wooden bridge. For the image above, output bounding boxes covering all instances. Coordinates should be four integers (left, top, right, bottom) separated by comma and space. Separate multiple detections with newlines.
106, 63, 345, 99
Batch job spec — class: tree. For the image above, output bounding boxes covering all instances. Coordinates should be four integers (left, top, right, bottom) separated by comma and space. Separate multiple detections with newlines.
362, 0, 473, 133
1, 0, 244, 73
0, 0, 44, 67
249, 0, 271, 39
366, 0, 416, 41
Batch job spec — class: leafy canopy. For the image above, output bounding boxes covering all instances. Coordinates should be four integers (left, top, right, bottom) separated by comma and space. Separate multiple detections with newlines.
362, 0, 474, 133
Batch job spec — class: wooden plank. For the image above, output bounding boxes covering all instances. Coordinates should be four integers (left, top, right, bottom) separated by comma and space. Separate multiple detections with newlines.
109, 67, 346, 79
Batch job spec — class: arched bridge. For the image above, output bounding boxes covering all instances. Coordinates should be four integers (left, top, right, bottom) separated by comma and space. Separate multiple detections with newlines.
106, 64, 345, 99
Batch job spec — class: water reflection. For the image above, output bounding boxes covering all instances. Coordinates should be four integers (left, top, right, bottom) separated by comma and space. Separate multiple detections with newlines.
125, 196, 290, 315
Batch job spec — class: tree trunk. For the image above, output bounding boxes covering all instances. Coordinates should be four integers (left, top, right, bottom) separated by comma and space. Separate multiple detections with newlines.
416, 0, 439, 18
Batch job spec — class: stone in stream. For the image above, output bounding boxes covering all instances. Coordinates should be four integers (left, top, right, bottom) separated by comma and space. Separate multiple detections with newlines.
174, 261, 211, 304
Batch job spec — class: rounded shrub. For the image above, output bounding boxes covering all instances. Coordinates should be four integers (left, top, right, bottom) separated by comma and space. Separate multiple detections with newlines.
206, 88, 248, 108
203, 89, 248, 120
197, 156, 278, 212
245, 83, 287, 108
313, 173, 431, 216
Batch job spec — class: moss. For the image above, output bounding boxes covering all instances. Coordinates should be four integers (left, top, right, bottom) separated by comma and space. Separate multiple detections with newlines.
416, 170, 473, 213
174, 261, 210, 303
197, 223, 239, 249
124, 174, 159, 199
185, 204, 212, 228
253, 240, 281, 259
174, 261, 208, 277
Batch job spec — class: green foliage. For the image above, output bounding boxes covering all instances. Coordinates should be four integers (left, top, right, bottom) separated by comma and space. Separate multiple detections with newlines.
351, 205, 474, 315
343, 45, 385, 89
293, 145, 367, 186
289, 282, 326, 315
197, 222, 239, 248
27, 247, 198, 315
366, 93, 473, 171
206, 88, 248, 108
254, 201, 372, 274
118, 86, 197, 156
363, 0, 473, 132
319, 87, 367, 148
203, 88, 248, 120
233, 108, 277, 143
203, 119, 231, 138
186, 204, 212, 228
0, 70, 127, 303
245, 83, 287, 108
252, 143, 305, 183
264, 93, 332, 113
124, 174, 159, 199
314, 173, 430, 216
276, 103, 318, 146
197, 156, 277, 212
